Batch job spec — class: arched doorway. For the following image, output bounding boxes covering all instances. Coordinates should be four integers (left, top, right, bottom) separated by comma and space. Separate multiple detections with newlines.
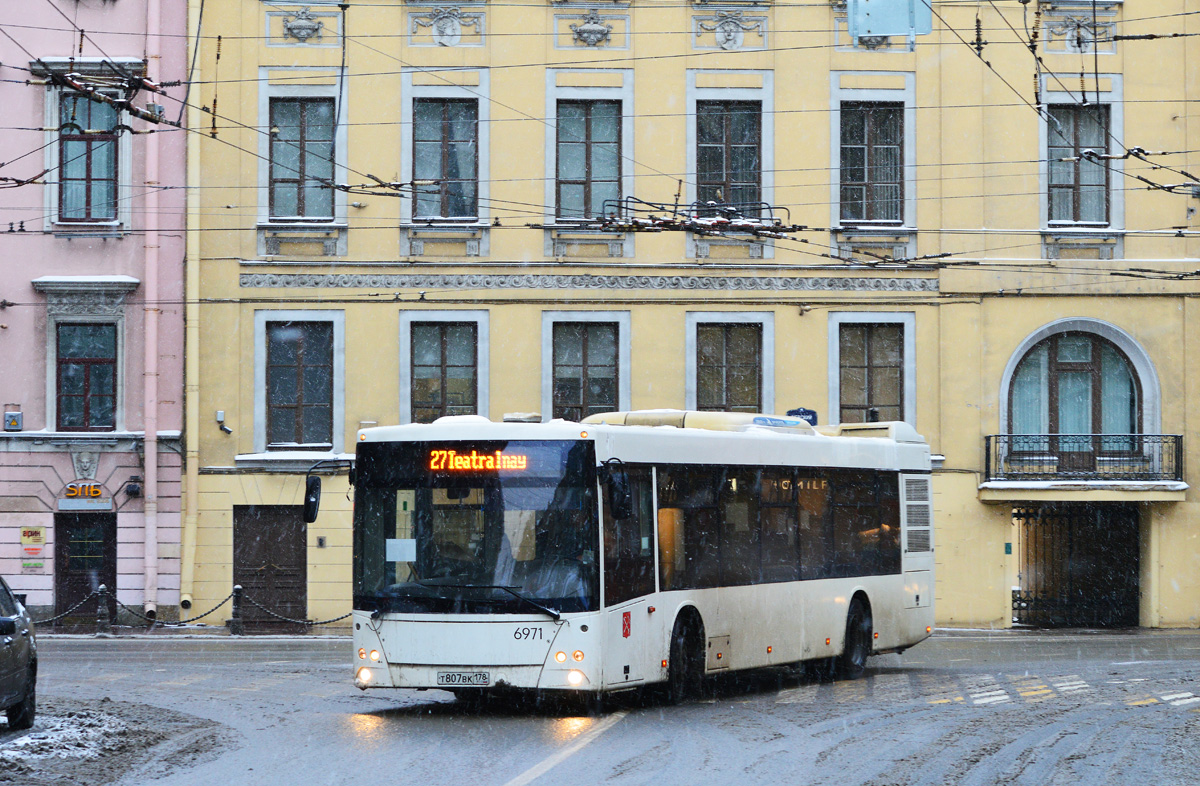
1002, 320, 1157, 628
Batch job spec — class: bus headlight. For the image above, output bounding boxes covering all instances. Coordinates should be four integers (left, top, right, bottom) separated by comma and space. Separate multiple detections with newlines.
555, 651, 567, 663
370, 650, 381, 662
355, 667, 373, 690
358, 648, 366, 660
573, 650, 585, 662
567, 670, 585, 687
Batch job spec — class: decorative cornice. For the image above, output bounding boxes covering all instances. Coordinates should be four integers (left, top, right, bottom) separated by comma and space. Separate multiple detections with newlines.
240, 272, 938, 292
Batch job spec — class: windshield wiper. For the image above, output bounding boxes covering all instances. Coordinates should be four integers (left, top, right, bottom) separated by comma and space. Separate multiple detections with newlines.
417, 581, 561, 620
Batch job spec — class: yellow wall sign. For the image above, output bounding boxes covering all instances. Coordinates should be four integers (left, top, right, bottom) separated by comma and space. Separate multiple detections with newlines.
21, 525, 45, 574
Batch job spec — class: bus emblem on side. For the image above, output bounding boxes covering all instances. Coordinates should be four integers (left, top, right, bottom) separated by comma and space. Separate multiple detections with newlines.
622, 611, 631, 638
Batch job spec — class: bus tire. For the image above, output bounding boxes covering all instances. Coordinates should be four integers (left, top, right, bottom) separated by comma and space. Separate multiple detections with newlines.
667, 614, 703, 704
836, 598, 872, 680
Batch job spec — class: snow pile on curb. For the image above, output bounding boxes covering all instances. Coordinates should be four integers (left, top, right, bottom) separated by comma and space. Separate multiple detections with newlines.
0, 708, 130, 761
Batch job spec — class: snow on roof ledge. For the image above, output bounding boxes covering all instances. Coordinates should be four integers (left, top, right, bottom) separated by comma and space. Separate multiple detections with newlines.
979, 480, 1188, 492
32, 276, 141, 294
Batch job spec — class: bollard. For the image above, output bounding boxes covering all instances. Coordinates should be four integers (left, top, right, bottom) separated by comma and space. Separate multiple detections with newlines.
96, 584, 111, 635
227, 584, 245, 636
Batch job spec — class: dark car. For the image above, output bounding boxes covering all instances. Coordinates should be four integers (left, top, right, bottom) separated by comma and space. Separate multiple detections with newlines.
0, 576, 35, 729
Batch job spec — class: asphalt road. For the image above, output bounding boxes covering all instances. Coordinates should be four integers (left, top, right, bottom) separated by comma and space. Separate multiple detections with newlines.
7, 629, 1200, 785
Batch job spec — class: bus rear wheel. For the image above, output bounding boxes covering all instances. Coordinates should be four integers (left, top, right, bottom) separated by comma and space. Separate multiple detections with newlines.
836, 598, 872, 680
667, 615, 703, 704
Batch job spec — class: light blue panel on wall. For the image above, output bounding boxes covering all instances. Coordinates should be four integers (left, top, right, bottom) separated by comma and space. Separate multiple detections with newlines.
847, 0, 933, 39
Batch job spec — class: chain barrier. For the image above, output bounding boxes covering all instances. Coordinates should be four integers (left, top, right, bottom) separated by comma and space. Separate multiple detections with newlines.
242, 594, 352, 627
173, 592, 235, 625
30, 590, 100, 626
30, 586, 349, 633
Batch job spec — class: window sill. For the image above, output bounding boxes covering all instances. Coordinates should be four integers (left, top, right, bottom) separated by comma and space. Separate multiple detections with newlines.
834, 226, 916, 262
0, 430, 182, 448
235, 450, 353, 472
52, 222, 125, 239
401, 224, 489, 257
258, 224, 346, 257
1042, 229, 1121, 260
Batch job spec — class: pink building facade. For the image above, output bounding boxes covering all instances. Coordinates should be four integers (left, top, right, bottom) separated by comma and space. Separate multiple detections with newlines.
0, 1, 187, 622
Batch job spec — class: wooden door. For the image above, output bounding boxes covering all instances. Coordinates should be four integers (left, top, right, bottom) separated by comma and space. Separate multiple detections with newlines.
54, 512, 117, 623
233, 506, 308, 630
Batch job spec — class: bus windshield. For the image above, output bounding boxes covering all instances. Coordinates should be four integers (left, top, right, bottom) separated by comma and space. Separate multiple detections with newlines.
353, 440, 598, 614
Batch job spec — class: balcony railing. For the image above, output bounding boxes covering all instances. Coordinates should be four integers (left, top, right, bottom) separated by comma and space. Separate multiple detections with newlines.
984, 434, 1183, 482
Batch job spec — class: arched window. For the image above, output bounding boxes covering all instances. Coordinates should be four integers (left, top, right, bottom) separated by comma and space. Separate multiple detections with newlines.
1010, 332, 1140, 466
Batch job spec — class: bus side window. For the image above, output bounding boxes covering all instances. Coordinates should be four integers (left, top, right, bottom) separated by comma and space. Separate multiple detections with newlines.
657, 467, 721, 590
603, 467, 655, 606
720, 469, 760, 586
798, 475, 830, 580
761, 470, 800, 583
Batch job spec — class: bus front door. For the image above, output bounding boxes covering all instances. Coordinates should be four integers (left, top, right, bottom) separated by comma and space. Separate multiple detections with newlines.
603, 599, 648, 689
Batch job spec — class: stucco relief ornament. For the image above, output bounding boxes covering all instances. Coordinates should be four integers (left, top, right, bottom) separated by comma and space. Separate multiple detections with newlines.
1046, 15, 1105, 51
72, 451, 99, 480
699, 12, 761, 51
571, 11, 613, 47
413, 8, 480, 47
283, 8, 324, 42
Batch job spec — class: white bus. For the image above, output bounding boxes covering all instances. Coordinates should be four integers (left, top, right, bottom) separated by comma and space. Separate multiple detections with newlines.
311, 410, 934, 702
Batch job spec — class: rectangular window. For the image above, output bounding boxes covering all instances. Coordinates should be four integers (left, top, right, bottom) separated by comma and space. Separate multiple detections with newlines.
556, 100, 621, 219
1048, 104, 1110, 224
266, 321, 334, 448
839, 323, 903, 423
57, 323, 117, 431
59, 94, 119, 222
552, 322, 618, 421
413, 99, 478, 220
269, 98, 335, 220
411, 322, 478, 423
696, 323, 762, 413
840, 102, 903, 224
696, 101, 761, 211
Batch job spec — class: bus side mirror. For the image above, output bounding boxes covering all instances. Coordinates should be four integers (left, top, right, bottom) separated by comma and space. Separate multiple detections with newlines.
605, 471, 634, 520
303, 475, 321, 523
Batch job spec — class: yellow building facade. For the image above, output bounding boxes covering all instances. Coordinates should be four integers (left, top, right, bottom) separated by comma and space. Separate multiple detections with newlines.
185, 0, 1200, 628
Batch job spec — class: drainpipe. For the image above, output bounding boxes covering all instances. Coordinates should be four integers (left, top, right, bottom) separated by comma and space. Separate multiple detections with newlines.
142, 0, 162, 620
179, 0, 203, 612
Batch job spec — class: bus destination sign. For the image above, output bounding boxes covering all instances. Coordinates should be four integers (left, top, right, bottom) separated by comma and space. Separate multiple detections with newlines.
429, 449, 528, 472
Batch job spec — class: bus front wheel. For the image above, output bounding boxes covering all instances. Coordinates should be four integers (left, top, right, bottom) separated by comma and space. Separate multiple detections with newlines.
836, 598, 872, 680
667, 615, 703, 704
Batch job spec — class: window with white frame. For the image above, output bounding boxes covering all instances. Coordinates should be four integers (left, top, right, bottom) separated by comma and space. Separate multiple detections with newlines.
399, 311, 489, 423
266, 321, 334, 448
254, 310, 345, 454
556, 100, 621, 220
541, 311, 631, 420
686, 312, 774, 413
257, 69, 347, 227
686, 71, 773, 228
1040, 75, 1123, 232
269, 97, 336, 221
58, 93, 120, 222
33, 276, 139, 433
413, 98, 478, 220
839, 102, 903, 224
402, 71, 489, 225
37, 58, 141, 230
410, 321, 478, 422
56, 323, 119, 431
828, 312, 915, 426
831, 73, 915, 230
1047, 104, 1110, 225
